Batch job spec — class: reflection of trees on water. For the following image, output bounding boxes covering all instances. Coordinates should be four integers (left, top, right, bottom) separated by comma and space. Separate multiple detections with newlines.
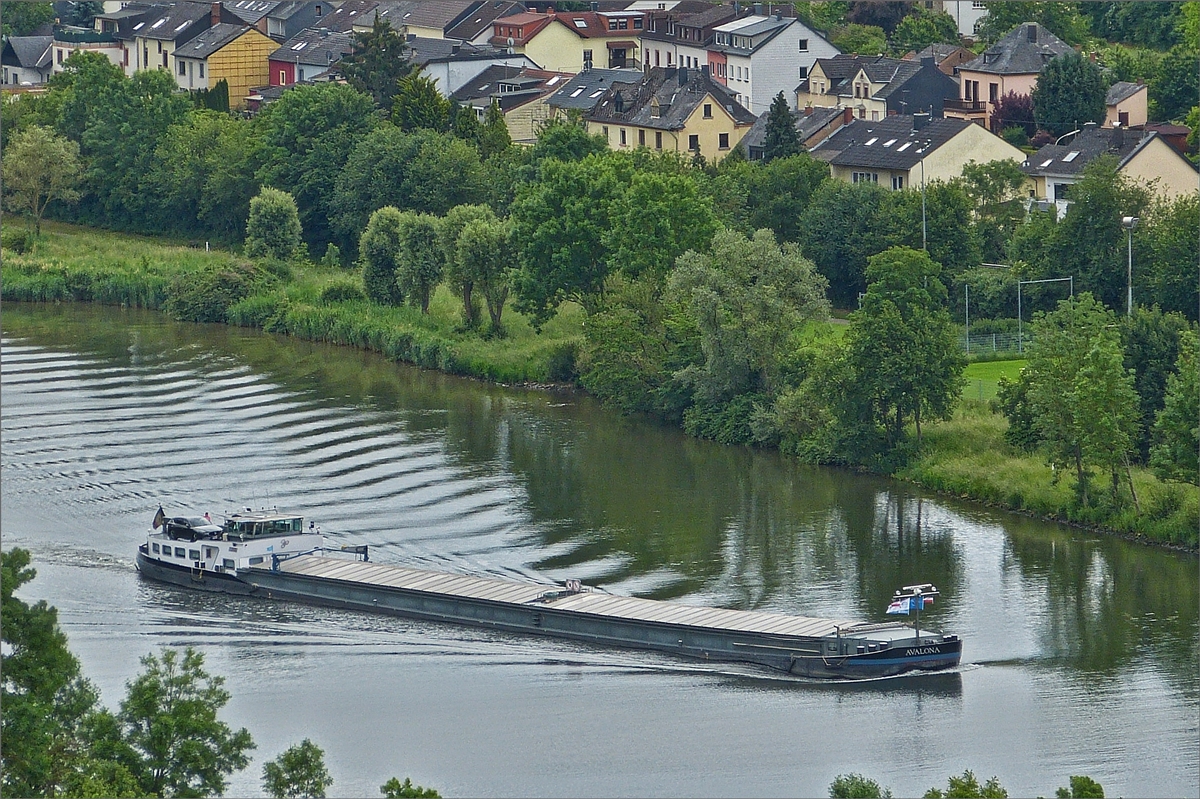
1004, 524, 1199, 695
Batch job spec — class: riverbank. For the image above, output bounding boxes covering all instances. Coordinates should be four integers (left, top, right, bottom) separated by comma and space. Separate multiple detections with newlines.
3, 223, 1196, 548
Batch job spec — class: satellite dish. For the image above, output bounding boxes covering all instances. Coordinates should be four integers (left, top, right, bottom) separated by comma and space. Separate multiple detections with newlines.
507, 36, 514, 46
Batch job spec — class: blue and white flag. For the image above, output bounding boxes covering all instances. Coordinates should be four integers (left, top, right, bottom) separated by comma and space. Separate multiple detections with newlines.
886, 598, 911, 615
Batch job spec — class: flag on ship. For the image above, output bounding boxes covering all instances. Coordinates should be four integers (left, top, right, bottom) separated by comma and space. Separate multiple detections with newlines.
152, 506, 165, 529
886, 597, 911, 615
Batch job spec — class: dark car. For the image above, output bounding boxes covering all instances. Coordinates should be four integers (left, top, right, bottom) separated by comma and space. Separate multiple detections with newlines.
164, 516, 223, 541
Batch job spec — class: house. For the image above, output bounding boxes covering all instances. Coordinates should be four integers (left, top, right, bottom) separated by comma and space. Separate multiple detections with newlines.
944, 22, 1073, 129
903, 42, 974, 76
936, 0, 989, 39
445, 1, 527, 46
1104, 81, 1147, 129
707, 13, 839, 116
640, 2, 744, 73
172, 22, 280, 106
269, 27, 353, 86
1021, 125, 1198, 214
2, 36, 54, 84
546, 67, 642, 118
449, 65, 573, 143
51, 26, 125, 76
124, 1, 220, 77
741, 104, 850, 159
221, 0, 282, 29
810, 113, 1027, 190
796, 54, 959, 120
319, 0, 381, 32
585, 65, 757, 161
490, 9, 646, 73
264, 1, 332, 41
405, 38, 536, 96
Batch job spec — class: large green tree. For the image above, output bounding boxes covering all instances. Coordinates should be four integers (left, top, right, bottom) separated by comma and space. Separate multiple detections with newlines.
360, 206, 407, 306
1, 124, 82, 235
1120, 307, 1192, 461
1149, 45, 1200, 123
529, 116, 609, 163
1031, 50, 1107, 136
1150, 331, 1199, 485
338, 14, 412, 111
844, 246, 965, 448
1, 1, 54, 36
762, 92, 802, 162
890, 8, 960, 54
1138, 194, 1199, 321
394, 211, 443, 313
439, 203, 498, 328
456, 216, 516, 332
263, 739, 332, 799
393, 73, 452, 133
603, 170, 718, 282
111, 647, 255, 798
245, 187, 303, 261
478, 99, 513, 158
799, 179, 899, 308
978, 2, 1091, 46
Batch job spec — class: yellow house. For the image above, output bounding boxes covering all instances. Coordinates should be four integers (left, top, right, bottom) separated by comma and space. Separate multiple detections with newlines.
1104, 81, 1148, 129
811, 114, 1028, 190
585, 66, 755, 162
491, 10, 642, 73
173, 24, 280, 109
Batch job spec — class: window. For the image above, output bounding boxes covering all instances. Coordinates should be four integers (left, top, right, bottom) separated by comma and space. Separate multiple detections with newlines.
852, 172, 878, 183
179, 59, 186, 75
583, 49, 593, 66
279, 69, 286, 84
602, 125, 609, 137
609, 19, 617, 30
315, 4, 322, 15
152, 543, 160, 553
58, 48, 64, 64
798, 38, 808, 52
871, 110, 879, 120
174, 547, 186, 557
249, 556, 264, 565
223, 559, 236, 569
188, 549, 201, 560
688, 134, 699, 150
620, 128, 627, 145
989, 82, 998, 102
744, 67, 749, 80
892, 175, 905, 190
655, 131, 662, 149
1118, 111, 1129, 126
703, 103, 712, 118
719, 132, 729, 149
199, 63, 204, 78
973, 0, 986, 8
618, 18, 627, 29
157, 41, 162, 53
638, 129, 645, 146
634, 18, 642, 29
162, 51, 167, 68
798, 65, 807, 80
144, 47, 149, 66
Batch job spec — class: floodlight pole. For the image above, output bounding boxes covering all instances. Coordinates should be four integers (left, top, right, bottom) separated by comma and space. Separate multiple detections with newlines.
1122, 216, 1139, 316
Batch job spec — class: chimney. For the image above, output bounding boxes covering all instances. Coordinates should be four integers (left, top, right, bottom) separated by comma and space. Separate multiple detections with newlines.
1110, 124, 1124, 150
804, 104, 813, 115
590, 1, 597, 10
1027, 23, 1037, 43
921, 56, 934, 70
701, 64, 709, 78
913, 111, 930, 131
211, 1, 221, 26
679, 65, 688, 84
842, 106, 853, 125
753, 3, 762, 16
775, 12, 781, 20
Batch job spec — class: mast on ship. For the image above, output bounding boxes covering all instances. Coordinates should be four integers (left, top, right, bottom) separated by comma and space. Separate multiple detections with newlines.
887, 583, 940, 640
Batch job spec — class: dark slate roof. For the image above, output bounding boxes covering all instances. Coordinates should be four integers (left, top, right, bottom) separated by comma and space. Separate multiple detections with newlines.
1019, 127, 1181, 177
912, 43, 967, 62
445, 1, 525, 42
270, 28, 354, 64
268, 1, 318, 21
224, 0, 280, 24
404, 36, 525, 65
95, 2, 164, 40
320, 0, 380, 32
961, 22, 1072, 75
586, 66, 756, 131
810, 115, 972, 169
450, 65, 570, 110
2, 35, 54, 69
708, 14, 792, 55
399, 0, 477, 30
802, 54, 920, 98
175, 23, 250, 59
1105, 80, 1145, 106
741, 104, 843, 153
130, 1, 212, 41
546, 67, 641, 111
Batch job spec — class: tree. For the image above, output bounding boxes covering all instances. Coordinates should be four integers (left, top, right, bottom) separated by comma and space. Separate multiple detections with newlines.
762, 92, 801, 162
338, 14, 412, 111
456, 216, 516, 331
890, 179, 982, 277
846, 1, 913, 35
924, 770, 1008, 798
394, 212, 443, 313
479, 99, 513, 158
1075, 333, 1142, 505
440, 203, 498, 327
361, 206, 407, 306
1, 1, 54, 36
511, 153, 629, 327
113, 647, 255, 798
530, 116, 609, 163
799, 179, 898, 308
245, 187, 303, 260
1, 125, 82, 235
1032, 50, 1107, 136
381, 776, 440, 798
1150, 331, 1199, 485
890, 8, 960, 54
603, 170, 718, 282
830, 773, 893, 798
961, 158, 1030, 263
1056, 775, 1105, 798
844, 246, 965, 448
978, 3, 1090, 46
263, 739, 332, 799
1149, 45, 1200, 123
1139, 194, 1199, 321
1083, 2, 1182, 49
393, 73, 452, 132
256, 82, 379, 256
990, 91, 1035, 137
1120, 306, 1192, 460
452, 103, 483, 144
831, 23, 888, 55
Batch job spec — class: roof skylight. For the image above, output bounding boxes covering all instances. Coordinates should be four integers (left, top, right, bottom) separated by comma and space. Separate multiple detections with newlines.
546, 76, 561, 85
151, 17, 166, 28
1040, 159, 1053, 167
1062, 151, 1080, 162
864, 137, 878, 145
291, 41, 307, 49
590, 89, 604, 97
570, 87, 584, 97
882, 138, 896, 147
573, 18, 588, 27
896, 141, 912, 151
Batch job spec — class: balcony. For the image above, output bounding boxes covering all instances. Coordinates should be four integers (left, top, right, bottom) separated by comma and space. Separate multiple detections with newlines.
943, 98, 988, 114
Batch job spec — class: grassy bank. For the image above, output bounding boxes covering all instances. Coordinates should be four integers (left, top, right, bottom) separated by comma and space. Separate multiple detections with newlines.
4, 223, 1196, 548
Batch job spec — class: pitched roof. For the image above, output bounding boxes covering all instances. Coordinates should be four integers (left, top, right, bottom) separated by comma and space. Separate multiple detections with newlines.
268, 1, 319, 21
586, 66, 756, 131
489, 11, 555, 45
547, 67, 642, 111
804, 54, 920, 98
1105, 80, 1146, 106
709, 13, 797, 54
911, 43, 969, 62
741, 104, 844, 153
2, 35, 54, 70
1019, 126, 1193, 178
175, 22, 252, 59
404, 36, 526, 66
270, 28, 354, 65
223, 0, 281, 24
450, 65, 572, 110
129, 1, 212, 41
960, 22, 1072, 75
395, 0, 477, 31
445, 1, 525, 42
320, 0, 380, 32
810, 115, 974, 170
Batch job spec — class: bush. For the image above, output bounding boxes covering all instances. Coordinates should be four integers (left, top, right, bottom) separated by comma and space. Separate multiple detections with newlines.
319, 281, 366, 304
546, 341, 578, 383
830, 773, 892, 798
1, 228, 36, 254
1000, 125, 1029, 148
245, 187, 302, 261
164, 262, 272, 323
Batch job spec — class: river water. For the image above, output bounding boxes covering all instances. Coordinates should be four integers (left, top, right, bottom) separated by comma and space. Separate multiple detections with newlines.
2, 302, 1196, 798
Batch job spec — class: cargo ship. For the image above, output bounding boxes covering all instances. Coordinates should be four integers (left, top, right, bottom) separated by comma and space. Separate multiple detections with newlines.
137, 508, 961, 679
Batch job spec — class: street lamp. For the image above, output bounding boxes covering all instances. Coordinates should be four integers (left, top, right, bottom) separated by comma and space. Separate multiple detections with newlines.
1122, 216, 1139, 316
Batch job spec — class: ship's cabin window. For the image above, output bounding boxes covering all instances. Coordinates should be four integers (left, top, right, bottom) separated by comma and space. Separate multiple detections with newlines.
174, 547, 186, 558
223, 559, 235, 569
188, 549, 200, 560
249, 556, 264, 565
226, 516, 304, 540
152, 543, 160, 553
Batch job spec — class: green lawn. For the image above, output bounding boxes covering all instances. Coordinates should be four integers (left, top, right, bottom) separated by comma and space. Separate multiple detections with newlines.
961, 359, 1026, 401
